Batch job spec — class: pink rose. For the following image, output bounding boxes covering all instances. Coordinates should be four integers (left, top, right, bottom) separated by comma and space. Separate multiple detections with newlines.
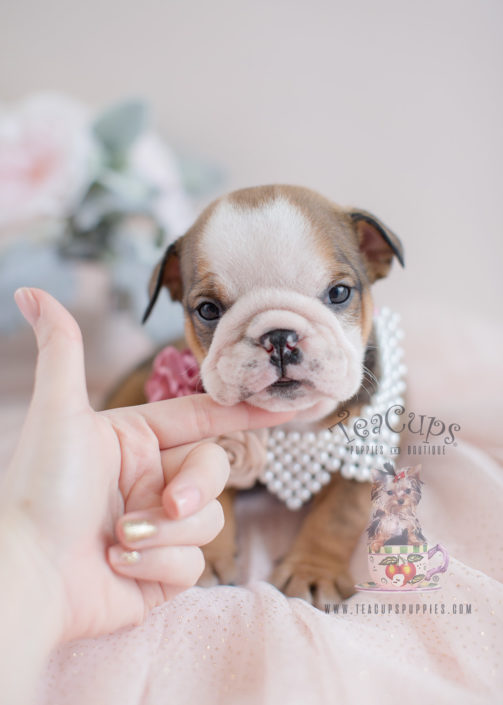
0, 93, 96, 230
145, 346, 203, 401
217, 429, 269, 489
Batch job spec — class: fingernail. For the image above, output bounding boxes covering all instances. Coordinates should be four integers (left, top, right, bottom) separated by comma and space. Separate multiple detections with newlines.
110, 547, 141, 565
122, 519, 157, 543
14, 288, 39, 326
171, 486, 201, 517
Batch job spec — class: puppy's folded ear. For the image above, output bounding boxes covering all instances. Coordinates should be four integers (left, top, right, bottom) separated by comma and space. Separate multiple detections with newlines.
142, 240, 183, 324
348, 209, 405, 283
405, 464, 422, 479
370, 466, 383, 484
370, 466, 389, 483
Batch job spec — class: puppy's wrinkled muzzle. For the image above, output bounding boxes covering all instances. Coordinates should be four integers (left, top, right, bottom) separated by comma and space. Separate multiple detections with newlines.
200, 288, 364, 419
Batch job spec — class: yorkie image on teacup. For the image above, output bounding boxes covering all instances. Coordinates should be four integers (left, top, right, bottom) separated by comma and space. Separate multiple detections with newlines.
359, 463, 449, 592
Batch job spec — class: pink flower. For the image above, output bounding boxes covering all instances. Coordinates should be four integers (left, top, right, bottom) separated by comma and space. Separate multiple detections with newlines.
145, 346, 203, 401
217, 429, 269, 489
0, 93, 96, 230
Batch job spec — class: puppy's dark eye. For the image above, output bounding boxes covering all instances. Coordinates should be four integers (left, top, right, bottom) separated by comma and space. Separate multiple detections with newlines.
196, 301, 221, 321
328, 285, 351, 305
405, 489, 411, 494
387, 490, 393, 496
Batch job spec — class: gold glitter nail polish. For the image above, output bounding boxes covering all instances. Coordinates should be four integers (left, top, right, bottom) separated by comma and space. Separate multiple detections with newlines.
122, 520, 157, 542
120, 550, 141, 564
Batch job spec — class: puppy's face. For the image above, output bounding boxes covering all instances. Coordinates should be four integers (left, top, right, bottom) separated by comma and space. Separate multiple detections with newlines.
144, 186, 403, 421
371, 466, 423, 515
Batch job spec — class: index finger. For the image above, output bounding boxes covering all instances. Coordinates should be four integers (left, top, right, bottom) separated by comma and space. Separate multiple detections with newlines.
109, 393, 296, 449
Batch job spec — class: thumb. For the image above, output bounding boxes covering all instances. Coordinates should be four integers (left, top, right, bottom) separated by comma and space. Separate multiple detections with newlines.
15, 288, 90, 411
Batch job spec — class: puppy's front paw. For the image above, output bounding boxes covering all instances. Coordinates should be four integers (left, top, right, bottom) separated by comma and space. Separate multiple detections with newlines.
271, 556, 356, 609
198, 546, 238, 587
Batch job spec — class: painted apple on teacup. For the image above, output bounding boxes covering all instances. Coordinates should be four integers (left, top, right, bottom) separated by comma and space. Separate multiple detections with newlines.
368, 544, 449, 590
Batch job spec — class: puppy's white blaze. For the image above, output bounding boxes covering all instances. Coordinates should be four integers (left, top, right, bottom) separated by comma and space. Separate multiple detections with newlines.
202, 197, 330, 298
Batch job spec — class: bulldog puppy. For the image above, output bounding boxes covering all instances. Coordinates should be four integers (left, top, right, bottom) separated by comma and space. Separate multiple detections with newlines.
126, 185, 404, 606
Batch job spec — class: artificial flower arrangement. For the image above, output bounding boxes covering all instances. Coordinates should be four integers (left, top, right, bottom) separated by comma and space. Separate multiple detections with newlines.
0, 93, 221, 337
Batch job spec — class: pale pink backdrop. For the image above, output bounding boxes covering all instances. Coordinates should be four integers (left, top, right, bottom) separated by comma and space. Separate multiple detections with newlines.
1, 1, 502, 702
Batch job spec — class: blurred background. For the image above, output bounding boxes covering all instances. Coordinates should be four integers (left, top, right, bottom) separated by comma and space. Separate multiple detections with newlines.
1, 1, 502, 458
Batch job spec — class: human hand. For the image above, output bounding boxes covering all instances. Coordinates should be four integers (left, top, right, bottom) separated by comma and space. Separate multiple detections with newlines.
1, 288, 294, 644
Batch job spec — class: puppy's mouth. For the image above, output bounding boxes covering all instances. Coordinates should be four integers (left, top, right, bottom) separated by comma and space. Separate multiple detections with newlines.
267, 376, 302, 394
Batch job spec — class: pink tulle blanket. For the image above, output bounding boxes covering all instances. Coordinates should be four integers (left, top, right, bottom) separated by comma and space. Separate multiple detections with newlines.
3, 304, 501, 705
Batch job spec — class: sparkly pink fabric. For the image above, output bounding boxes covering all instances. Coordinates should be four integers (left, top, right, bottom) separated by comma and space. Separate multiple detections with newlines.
144, 346, 203, 401
38, 442, 503, 705
1, 294, 501, 705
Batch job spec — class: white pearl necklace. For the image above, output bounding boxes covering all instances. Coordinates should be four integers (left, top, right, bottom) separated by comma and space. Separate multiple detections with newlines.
259, 308, 406, 510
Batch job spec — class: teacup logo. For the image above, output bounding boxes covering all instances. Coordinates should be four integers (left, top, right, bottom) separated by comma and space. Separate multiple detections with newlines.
367, 463, 427, 551
356, 463, 449, 592
333, 405, 461, 446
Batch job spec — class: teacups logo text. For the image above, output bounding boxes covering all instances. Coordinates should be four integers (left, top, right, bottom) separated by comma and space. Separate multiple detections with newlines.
329, 404, 461, 456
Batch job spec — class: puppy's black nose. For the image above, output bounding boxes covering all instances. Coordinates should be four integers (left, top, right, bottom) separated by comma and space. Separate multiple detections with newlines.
260, 329, 301, 371
397, 498, 404, 505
